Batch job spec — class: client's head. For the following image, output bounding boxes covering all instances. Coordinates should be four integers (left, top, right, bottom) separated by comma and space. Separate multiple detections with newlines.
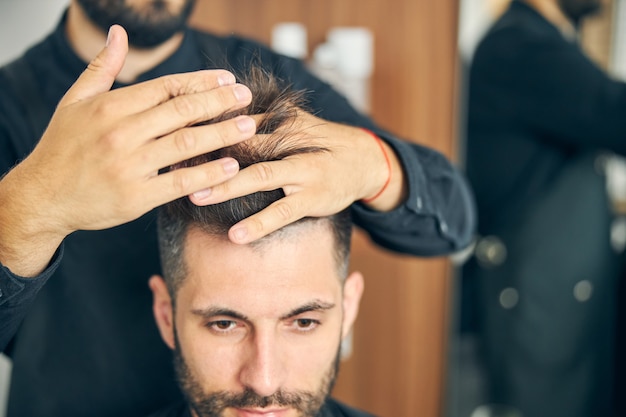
150, 67, 364, 417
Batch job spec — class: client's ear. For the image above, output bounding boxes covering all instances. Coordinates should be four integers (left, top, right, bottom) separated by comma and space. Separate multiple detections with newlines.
148, 275, 175, 350
341, 271, 364, 339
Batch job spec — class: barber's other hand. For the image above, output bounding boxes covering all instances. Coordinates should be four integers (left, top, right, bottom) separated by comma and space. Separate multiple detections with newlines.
0, 25, 255, 276
189, 110, 407, 244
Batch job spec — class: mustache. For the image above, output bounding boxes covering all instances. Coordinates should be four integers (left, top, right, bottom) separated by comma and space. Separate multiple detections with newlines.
192, 387, 319, 412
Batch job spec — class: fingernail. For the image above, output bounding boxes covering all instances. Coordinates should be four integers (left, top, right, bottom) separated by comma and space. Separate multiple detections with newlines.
193, 188, 212, 200
222, 158, 239, 174
231, 226, 248, 242
106, 26, 113, 47
217, 72, 235, 86
236, 116, 255, 133
233, 85, 251, 103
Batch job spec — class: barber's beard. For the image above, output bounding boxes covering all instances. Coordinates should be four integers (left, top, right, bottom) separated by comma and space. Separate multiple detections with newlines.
76, 0, 196, 48
172, 334, 340, 417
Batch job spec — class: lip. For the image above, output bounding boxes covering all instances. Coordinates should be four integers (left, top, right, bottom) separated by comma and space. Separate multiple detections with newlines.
233, 408, 291, 417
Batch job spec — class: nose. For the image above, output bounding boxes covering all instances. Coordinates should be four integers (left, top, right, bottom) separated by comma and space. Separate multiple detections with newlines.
238, 329, 287, 398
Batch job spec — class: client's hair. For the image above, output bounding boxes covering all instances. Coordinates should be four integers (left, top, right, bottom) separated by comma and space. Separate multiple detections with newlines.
157, 66, 352, 296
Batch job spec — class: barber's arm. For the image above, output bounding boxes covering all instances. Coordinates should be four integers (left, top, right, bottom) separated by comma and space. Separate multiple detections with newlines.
353, 131, 476, 255
0, 248, 61, 352
193, 38, 476, 255
195, 110, 476, 255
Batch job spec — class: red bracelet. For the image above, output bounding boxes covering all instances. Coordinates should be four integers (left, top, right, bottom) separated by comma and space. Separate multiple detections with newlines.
360, 128, 392, 204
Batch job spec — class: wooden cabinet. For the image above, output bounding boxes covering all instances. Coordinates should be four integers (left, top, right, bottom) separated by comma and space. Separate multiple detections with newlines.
190, 2, 460, 415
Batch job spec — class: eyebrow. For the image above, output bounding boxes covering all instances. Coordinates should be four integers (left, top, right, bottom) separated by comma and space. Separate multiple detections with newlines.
190, 300, 336, 322
279, 300, 336, 320
191, 307, 249, 322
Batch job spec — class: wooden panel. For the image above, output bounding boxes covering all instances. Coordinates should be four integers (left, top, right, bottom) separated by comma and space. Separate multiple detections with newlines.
190, 2, 460, 416
340, 231, 453, 416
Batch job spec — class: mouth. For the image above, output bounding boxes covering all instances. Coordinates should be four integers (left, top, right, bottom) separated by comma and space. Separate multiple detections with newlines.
233, 408, 291, 417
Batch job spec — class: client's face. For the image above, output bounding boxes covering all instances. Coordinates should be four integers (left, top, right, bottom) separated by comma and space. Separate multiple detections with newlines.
152, 222, 363, 417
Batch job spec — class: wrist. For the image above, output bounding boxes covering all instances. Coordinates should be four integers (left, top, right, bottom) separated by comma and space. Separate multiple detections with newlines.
0, 164, 66, 277
359, 129, 407, 211
360, 128, 391, 204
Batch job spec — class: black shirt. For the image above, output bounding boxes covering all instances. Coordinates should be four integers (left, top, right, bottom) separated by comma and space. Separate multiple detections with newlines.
466, 0, 626, 232
463, 2, 626, 415
0, 12, 474, 417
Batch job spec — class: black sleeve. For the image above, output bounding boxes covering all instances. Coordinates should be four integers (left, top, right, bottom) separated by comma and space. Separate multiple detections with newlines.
351, 136, 476, 255
0, 60, 60, 353
472, 23, 626, 154
223, 36, 476, 256
0, 246, 62, 353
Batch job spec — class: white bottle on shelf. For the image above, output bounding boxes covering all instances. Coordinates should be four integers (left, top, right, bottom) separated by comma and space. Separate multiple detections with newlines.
311, 27, 374, 114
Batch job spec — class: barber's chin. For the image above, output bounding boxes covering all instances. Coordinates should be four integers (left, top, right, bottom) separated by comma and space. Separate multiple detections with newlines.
231, 407, 293, 417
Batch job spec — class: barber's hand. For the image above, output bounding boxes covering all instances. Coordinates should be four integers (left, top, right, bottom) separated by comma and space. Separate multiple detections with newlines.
189, 110, 407, 244
0, 25, 255, 276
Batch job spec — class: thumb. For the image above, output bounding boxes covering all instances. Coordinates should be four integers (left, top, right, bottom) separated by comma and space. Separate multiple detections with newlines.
59, 25, 129, 106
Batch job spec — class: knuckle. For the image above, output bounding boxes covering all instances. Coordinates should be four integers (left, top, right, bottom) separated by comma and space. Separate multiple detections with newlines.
161, 75, 185, 97
211, 123, 232, 149
171, 170, 193, 195
173, 129, 197, 154
99, 128, 125, 151
138, 148, 154, 165
252, 163, 274, 183
273, 200, 294, 222
172, 96, 197, 119
91, 98, 119, 119
86, 57, 105, 73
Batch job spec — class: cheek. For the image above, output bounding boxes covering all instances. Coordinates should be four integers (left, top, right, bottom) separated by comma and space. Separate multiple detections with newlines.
282, 328, 341, 389
176, 320, 243, 391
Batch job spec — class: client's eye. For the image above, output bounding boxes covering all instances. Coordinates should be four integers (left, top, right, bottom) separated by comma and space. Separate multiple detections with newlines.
294, 318, 320, 332
209, 320, 237, 332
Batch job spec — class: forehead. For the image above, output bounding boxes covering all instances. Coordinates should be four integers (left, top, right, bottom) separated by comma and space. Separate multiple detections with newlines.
177, 222, 343, 311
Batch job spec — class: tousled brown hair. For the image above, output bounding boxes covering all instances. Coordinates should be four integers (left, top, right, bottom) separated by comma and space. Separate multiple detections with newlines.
157, 66, 352, 296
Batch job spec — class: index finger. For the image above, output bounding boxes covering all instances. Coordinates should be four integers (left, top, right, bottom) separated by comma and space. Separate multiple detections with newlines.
228, 194, 306, 244
104, 69, 238, 114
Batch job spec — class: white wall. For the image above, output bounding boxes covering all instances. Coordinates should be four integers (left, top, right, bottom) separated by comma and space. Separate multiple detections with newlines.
0, 0, 68, 65
0, 2, 70, 415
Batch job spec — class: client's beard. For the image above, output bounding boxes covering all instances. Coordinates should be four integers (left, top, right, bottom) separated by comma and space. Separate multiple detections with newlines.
172, 334, 340, 417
